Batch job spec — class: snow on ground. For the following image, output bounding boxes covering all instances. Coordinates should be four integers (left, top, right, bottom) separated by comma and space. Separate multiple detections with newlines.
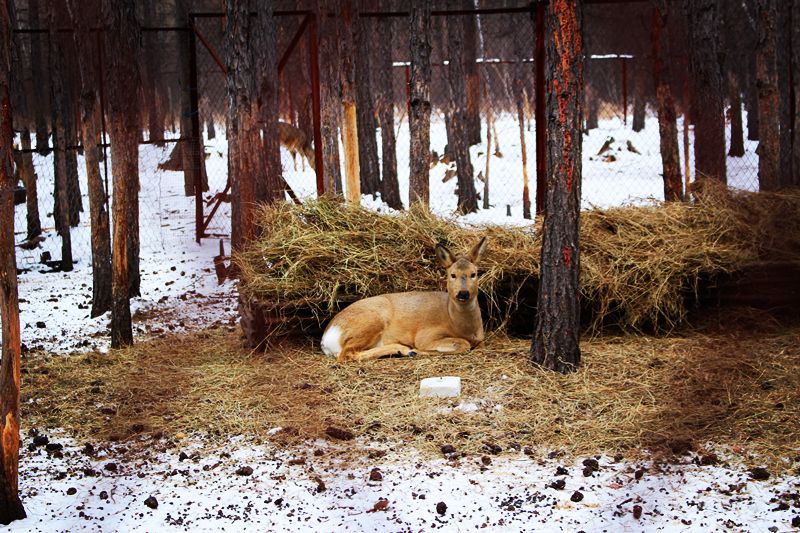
6, 114, 798, 532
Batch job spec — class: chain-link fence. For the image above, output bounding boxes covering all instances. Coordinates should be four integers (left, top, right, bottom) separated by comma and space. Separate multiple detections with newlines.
12, 4, 762, 269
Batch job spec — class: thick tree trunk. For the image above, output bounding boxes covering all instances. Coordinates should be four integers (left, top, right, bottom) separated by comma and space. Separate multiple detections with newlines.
354, 11, 380, 199
227, 0, 261, 251
408, 0, 431, 209
103, 0, 142, 348
0, 2, 26, 522
755, 0, 780, 191
651, 0, 683, 201
687, 0, 726, 184
377, 3, 402, 210
337, 0, 360, 204
445, 0, 477, 215
316, 0, 342, 196
68, 0, 112, 318
48, 6, 73, 272
776, 0, 791, 188
530, 0, 583, 374
792, 0, 800, 188
728, 70, 745, 157
142, 0, 165, 146
177, 0, 195, 197
254, 0, 282, 206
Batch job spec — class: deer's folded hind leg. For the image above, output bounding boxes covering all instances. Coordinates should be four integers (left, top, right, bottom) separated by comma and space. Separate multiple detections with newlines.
342, 343, 417, 362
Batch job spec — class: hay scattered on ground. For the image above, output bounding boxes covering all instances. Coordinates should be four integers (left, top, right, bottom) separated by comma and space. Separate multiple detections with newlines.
21, 321, 800, 470
236, 187, 800, 334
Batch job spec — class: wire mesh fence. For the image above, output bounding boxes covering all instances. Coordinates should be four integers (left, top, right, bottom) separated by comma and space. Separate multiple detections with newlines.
11, 4, 762, 270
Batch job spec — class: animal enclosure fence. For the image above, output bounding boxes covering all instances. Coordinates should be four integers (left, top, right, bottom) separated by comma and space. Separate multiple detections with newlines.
11, 3, 761, 271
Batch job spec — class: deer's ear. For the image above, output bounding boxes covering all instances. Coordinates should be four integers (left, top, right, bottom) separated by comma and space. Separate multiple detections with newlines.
467, 237, 488, 265
434, 243, 456, 268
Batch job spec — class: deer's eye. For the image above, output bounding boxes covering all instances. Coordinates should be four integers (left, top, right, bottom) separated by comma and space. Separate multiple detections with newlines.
451, 273, 456, 279
471, 273, 476, 278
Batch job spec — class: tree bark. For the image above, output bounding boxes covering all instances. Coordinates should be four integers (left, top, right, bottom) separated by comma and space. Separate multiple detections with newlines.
103, 0, 142, 348
254, 0, 282, 206
47, 2, 73, 272
316, 0, 342, 196
651, 0, 683, 201
0, 0, 26, 522
408, 1, 432, 209
377, 1, 402, 210
792, 0, 800, 188
687, 0, 726, 184
776, 0, 791, 188
462, 5, 481, 146
445, 0, 477, 215
28, 0, 48, 154
68, 0, 112, 318
530, 0, 583, 374
337, 0, 360, 204
354, 11, 380, 199
142, 0, 165, 146
631, 59, 647, 133
226, 0, 261, 252
755, 0, 780, 191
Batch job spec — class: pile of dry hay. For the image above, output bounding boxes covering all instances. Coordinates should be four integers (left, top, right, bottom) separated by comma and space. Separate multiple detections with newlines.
236, 186, 800, 335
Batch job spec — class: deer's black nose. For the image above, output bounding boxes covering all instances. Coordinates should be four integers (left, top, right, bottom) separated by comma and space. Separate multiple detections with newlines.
456, 290, 470, 302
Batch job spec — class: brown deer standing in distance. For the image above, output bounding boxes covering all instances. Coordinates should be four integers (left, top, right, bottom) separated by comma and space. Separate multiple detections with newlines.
321, 237, 488, 362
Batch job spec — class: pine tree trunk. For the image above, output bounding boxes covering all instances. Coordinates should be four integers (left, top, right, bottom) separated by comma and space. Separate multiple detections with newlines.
337, 0, 360, 204
632, 59, 646, 133
48, 7, 73, 272
755, 0, 780, 191
316, 0, 342, 196
377, 2, 402, 209
20, 132, 41, 239
776, 0, 791, 188
408, 0, 431, 209
462, 6, 481, 146
687, 0, 726, 184
445, 0, 477, 215
792, 0, 800, 188
0, 2, 26, 523
746, 52, 760, 141
28, 0, 48, 155
354, 11, 380, 198
728, 70, 745, 157
254, 0, 282, 206
530, 0, 583, 374
652, 0, 683, 201
68, 0, 112, 318
104, 0, 142, 348
142, 0, 165, 146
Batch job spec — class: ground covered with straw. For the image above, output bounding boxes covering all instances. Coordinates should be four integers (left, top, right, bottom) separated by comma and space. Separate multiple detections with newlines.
20, 312, 800, 471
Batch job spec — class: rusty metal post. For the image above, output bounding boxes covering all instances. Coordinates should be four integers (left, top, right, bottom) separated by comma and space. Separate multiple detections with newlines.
309, 14, 324, 196
187, 20, 203, 243
534, 2, 546, 216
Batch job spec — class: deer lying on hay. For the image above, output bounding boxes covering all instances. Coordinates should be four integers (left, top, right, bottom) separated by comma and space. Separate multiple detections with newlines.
321, 238, 488, 362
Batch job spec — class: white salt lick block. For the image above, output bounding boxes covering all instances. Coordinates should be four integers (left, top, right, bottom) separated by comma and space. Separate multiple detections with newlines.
419, 376, 461, 398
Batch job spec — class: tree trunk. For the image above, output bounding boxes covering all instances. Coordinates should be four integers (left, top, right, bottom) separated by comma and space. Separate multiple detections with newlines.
177, 0, 195, 197
0, 1, 26, 522
103, 0, 142, 348
746, 51, 760, 141
776, 0, 791, 188
142, 0, 165, 146
226, 0, 261, 252
48, 4, 73, 272
377, 2, 402, 210
792, 0, 800, 188
755, 0, 780, 191
651, 0, 683, 201
254, 0, 282, 206
687, 0, 726, 184
28, 0, 48, 155
68, 0, 112, 318
337, 0, 360, 204
584, 28, 598, 131
530, 0, 582, 374
728, 70, 745, 157
445, 0, 477, 215
19, 132, 41, 239
408, 0, 431, 209
316, 0, 342, 196
354, 12, 380, 199
462, 5, 481, 146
